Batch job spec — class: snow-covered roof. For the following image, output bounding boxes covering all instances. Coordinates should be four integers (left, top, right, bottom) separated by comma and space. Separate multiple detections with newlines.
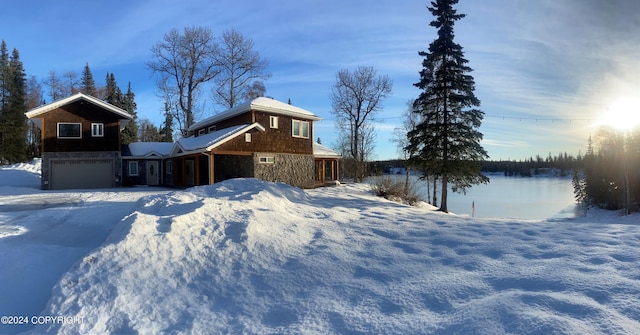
174, 123, 265, 156
123, 142, 175, 158
314, 142, 341, 158
188, 97, 321, 132
25, 93, 133, 129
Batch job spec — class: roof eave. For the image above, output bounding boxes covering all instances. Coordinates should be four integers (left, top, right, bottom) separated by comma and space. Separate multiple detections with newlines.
205, 123, 266, 152
25, 92, 133, 120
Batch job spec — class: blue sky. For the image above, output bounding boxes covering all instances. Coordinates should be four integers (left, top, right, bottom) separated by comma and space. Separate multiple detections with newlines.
2, 0, 639, 161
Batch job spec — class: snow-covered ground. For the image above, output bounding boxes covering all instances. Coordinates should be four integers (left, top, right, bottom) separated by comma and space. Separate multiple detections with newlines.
1, 160, 639, 334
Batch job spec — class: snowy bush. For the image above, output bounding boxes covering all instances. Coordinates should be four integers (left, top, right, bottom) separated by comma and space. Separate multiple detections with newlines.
370, 175, 423, 206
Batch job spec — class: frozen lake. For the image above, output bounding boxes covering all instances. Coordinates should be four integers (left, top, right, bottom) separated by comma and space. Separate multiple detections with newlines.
378, 173, 578, 220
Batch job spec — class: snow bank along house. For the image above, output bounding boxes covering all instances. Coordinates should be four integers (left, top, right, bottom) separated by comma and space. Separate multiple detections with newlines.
25, 93, 340, 190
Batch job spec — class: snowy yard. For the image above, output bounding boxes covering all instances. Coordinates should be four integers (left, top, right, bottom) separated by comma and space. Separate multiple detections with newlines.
1, 160, 639, 334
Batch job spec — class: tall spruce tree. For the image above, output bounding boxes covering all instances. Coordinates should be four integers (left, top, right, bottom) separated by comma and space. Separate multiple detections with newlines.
0, 48, 28, 163
105, 72, 121, 105
120, 82, 139, 144
159, 102, 174, 142
0, 41, 8, 109
407, 0, 488, 212
80, 62, 97, 96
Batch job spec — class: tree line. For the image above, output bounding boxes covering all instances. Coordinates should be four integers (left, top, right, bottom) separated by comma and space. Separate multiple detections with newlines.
0, 40, 28, 164
0, 27, 272, 164
574, 129, 640, 214
482, 152, 582, 177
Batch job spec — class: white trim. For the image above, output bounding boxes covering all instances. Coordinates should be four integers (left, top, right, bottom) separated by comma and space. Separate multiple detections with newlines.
245, 133, 252, 142
292, 119, 310, 139
57, 122, 82, 139
171, 123, 266, 157
188, 97, 320, 132
26, 92, 132, 120
128, 161, 139, 176
91, 123, 104, 137
259, 156, 275, 164
270, 115, 278, 129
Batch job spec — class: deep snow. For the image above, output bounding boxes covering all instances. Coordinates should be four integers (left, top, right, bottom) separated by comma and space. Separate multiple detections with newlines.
1, 160, 639, 334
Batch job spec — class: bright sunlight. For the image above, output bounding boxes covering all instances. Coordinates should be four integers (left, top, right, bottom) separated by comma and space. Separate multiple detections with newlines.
597, 97, 640, 130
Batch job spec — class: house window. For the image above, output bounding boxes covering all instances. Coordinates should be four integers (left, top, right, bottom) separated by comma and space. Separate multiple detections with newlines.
245, 133, 252, 142
270, 116, 278, 129
208, 125, 216, 132
91, 123, 104, 137
166, 161, 173, 175
198, 129, 206, 136
57, 123, 82, 139
259, 156, 275, 164
129, 161, 139, 176
292, 119, 309, 138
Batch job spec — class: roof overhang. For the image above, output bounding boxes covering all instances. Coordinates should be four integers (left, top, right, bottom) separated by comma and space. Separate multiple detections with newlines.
25, 92, 133, 129
188, 97, 321, 132
172, 123, 266, 157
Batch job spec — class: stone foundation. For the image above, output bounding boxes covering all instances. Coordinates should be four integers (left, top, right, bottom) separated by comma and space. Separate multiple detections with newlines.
253, 153, 314, 188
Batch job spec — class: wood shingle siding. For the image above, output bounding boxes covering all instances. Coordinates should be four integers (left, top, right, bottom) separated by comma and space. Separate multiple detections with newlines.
41, 100, 122, 152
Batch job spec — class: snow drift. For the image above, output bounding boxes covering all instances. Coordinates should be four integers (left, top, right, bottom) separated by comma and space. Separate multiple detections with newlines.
23, 178, 640, 334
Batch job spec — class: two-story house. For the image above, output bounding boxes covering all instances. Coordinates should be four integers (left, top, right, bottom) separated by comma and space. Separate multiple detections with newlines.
25, 93, 132, 190
160, 97, 335, 189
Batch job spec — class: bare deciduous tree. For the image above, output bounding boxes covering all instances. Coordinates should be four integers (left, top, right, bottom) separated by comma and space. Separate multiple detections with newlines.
330, 65, 392, 182
212, 29, 270, 109
148, 26, 220, 135
62, 71, 78, 96
42, 70, 64, 102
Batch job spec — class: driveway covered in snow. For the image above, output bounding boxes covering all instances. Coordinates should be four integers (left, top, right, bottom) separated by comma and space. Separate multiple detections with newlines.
0, 162, 171, 334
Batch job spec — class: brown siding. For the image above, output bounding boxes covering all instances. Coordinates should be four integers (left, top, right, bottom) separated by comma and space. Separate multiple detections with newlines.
40, 100, 123, 152
211, 111, 314, 155
193, 112, 253, 136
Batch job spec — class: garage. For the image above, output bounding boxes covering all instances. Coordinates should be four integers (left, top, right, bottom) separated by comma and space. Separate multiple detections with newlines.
50, 159, 114, 190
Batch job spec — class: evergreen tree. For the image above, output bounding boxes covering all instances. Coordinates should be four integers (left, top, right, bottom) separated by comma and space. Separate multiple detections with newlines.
0, 40, 9, 109
138, 119, 162, 142
80, 62, 97, 96
159, 102, 174, 142
406, 0, 488, 212
105, 72, 122, 106
0, 48, 28, 163
120, 82, 138, 144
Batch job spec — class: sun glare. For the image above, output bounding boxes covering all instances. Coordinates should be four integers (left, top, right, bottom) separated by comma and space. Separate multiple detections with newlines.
598, 98, 640, 130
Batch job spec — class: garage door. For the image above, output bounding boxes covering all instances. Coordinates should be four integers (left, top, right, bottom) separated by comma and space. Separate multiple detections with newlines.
51, 159, 114, 190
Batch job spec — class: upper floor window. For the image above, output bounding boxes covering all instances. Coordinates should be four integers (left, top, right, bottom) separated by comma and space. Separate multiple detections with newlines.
57, 123, 82, 139
270, 116, 279, 129
91, 123, 104, 137
198, 129, 206, 136
208, 125, 217, 132
292, 119, 309, 138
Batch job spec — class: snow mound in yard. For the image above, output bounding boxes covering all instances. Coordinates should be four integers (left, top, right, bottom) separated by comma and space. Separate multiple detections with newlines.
32, 179, 640, 334
0, 158, 41, 190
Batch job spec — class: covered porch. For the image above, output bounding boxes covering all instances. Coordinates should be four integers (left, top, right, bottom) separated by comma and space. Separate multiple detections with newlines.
313, 142, 341, 186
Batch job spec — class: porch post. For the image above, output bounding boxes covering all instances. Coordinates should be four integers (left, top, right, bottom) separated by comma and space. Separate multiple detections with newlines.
209, 153, 215, 185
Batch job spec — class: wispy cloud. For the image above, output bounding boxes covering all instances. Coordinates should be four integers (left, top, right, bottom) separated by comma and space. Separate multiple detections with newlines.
4, 0, 638, 160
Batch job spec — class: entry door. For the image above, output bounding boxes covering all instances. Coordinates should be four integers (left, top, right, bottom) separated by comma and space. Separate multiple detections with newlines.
185, 159, 195, 186
147, 161, 160, 186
